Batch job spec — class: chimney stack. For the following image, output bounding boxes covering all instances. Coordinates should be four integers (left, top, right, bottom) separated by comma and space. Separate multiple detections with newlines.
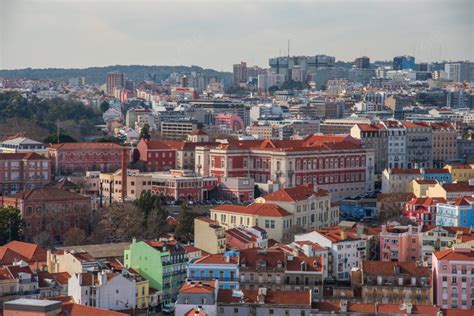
121, 147, 128, 201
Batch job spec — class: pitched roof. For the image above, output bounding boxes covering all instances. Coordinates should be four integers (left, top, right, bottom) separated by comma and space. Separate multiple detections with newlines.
217, 289, 311, 306
239, 248, 285, 269
423, 168, 449, 174
61, 302, 128, 315
434, 248, 474, 261
286, 255, 323, 272
362, 261, 430, 277
49, 142, 124, 150
193, 254, 239, 265
184, 307, 208, 316
356, 123, 385, 132
262, 185, 328, 202
0, 152, 47, 161
8, 187, 90, 202
212, 203, 291, 217
0, 241, 46, 264
405, 197, 447, 206
141, 139, 174, 150
312, 301, 441, 314
179, 280, 216, 294
442, 183, 474, 192
389, 168, 421, 175
414, 179, 437, 185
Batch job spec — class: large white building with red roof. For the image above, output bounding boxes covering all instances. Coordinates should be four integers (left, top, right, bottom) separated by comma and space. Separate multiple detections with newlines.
195, 134, 375, 200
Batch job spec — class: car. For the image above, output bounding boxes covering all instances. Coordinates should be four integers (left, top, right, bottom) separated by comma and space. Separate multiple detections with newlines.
162, 303, 175, 314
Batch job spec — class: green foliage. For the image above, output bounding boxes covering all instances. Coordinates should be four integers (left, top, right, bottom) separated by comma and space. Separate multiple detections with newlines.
100, 101, 110, 113
254, 185, 262, 198
0, 65, 232, 85
281, 79, 306, 90
0, 92, 102, 127
140, 123, 151, 141
43, 133, 77, 144
174, 203, 198, 242
95, 136, 123, 144
268, 85, 279, 94
0, 207, 25, 245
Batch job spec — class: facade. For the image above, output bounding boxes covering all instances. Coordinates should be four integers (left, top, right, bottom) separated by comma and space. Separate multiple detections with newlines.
404, 197, 447, 226
161, 121, 200, 140
0, 187, 92, 243
47, 250, 100, 275
431, 248, 474, 310
0, 153, 51, 195
100, 169, 217, 203
443, 164, 474, 182
218, 176, 254, 202
187, 251, 240, 289
381, 168, 422, 194
106, 72, 124, 95
200, 135, 375, 201
444, 62, 474, 82
48, 142, 126, 175
68, 271, 137, 311
124, 239, 187, 305
0, 264, 40, 305
407, 179, 438, 198
379, 224, 421, 262
194, 217, 226, 255
0, 137, 47, 156
419, 226, 472, 265
210, 203, 292, 242
430, 123, 458, 166
217, 288, 312, 316
436, 196, 474, 227
402, 122, 433, 168
423, 168, 452, 183
295, 228, 366, 281
383, 120, 407, 168
358, 261, 431, 304
255, 185, 338, 229
426, 182, 474, 200
393, 55, 415, 70
175, 280, 218, 316
350, 123, 388, 173
136, 138, 176, 172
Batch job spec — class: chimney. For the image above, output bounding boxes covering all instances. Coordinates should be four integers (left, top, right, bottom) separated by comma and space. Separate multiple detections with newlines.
225, 255, 230, 263
78, 273, 82, 285
340, 300, 348, 312
340, 230, 346, 240
98, 270, 107, 286
121, 147, 128, 201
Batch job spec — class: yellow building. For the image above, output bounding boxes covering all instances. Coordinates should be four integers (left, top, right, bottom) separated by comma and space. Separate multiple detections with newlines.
194, 217, 226, 254
407, 179, 438, 197
444, 164, 474, 182
210, 203, 292, 242
99, 169, 153, 203
128, 269, 150, 310
426, 182, 474, 200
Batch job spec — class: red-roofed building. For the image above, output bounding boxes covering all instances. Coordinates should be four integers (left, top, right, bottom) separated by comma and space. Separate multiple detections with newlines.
187, 251, 240, 289
350, 123, 388, 173
196, 134, 375, 200
136, 138, 176, 171
175, 280, 218, 316
225, 226, 268, 250
0, 187, 92, 243
432, 248, 474, 309
404, 197, 447, 225
0, 152, 51, 195
357, 260, 432, 305
0, 241, 47, 268
47, 142, 126, 175
217, 288, 312, 314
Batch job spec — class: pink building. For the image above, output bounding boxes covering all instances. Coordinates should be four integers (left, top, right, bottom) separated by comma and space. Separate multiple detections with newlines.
432, 248, 474, 309
380, 224, 421, 262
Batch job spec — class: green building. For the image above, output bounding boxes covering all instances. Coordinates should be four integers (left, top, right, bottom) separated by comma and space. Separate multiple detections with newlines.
124, 238, 187, 305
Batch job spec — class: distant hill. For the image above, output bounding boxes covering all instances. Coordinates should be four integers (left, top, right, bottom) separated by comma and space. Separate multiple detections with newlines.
0, 65, 233, 85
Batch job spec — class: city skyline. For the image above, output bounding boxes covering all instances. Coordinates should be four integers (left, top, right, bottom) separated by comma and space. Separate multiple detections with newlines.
1, 0, 473, 71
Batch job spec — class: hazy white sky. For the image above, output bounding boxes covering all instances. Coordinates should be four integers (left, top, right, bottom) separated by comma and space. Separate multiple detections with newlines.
0, 0, 472, 71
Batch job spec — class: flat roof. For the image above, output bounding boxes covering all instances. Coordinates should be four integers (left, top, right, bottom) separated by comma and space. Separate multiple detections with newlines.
4, 299, 62, 312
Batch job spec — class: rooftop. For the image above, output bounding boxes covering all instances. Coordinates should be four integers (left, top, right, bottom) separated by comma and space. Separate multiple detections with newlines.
261, 184, 329, 202
212, 203, 291, 218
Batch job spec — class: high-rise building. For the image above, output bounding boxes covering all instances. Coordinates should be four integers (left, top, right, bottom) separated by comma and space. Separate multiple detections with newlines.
445, 62, 474, 82
106, 72, 124, 95
393, 55, 415, 70
354, 56, 370, 69
233, 62, 248, 85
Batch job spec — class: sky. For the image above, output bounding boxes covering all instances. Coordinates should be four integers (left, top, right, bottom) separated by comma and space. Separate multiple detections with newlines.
0, 0, 473, 71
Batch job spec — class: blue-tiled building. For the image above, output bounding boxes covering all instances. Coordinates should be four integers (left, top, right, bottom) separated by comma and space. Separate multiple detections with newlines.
436, 197, 474, 228
423, 168, 452, 184
187, 250, 239, 289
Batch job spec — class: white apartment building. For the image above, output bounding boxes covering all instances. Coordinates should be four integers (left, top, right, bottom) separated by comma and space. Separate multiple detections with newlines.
382, 120, 407, 169
68, 271, 137, 311
295, 228, 366, 281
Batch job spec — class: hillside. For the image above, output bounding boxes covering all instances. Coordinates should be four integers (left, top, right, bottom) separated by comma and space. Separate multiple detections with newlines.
0, 65, 233, 85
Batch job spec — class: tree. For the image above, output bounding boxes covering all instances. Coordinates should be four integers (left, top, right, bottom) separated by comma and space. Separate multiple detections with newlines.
100, 101, 110, 113
174, 203, 198, 242
97, 203, 144, 242
0, 207, 25, 245
132, 148, 141, 163
63, 227, 87, 246
33, 231, 54, 249
140, 123, 151, 141
268, 85, 279, 95
95, 136, 122, 144
254, 185, 262, 199
43, 133, 77, 144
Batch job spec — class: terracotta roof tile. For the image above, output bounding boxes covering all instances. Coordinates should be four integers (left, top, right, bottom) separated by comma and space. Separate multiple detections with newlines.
212, 203, 291, 217
49, 142, 124, 150
262, 185, 328, 202
362, 261, 430, 277
179, 280, 216, 294
239, 248, 285, 269
217, 289, 311, 306
434, 248, 474, 261
193, 254, 238, 265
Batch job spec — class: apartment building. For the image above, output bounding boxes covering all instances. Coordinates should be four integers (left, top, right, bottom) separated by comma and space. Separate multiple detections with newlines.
350, 123, 388, 173
381, 168, 422, 194
194, 217, 226, 255
380, 224, 421, 262
136, 138, 176, 172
